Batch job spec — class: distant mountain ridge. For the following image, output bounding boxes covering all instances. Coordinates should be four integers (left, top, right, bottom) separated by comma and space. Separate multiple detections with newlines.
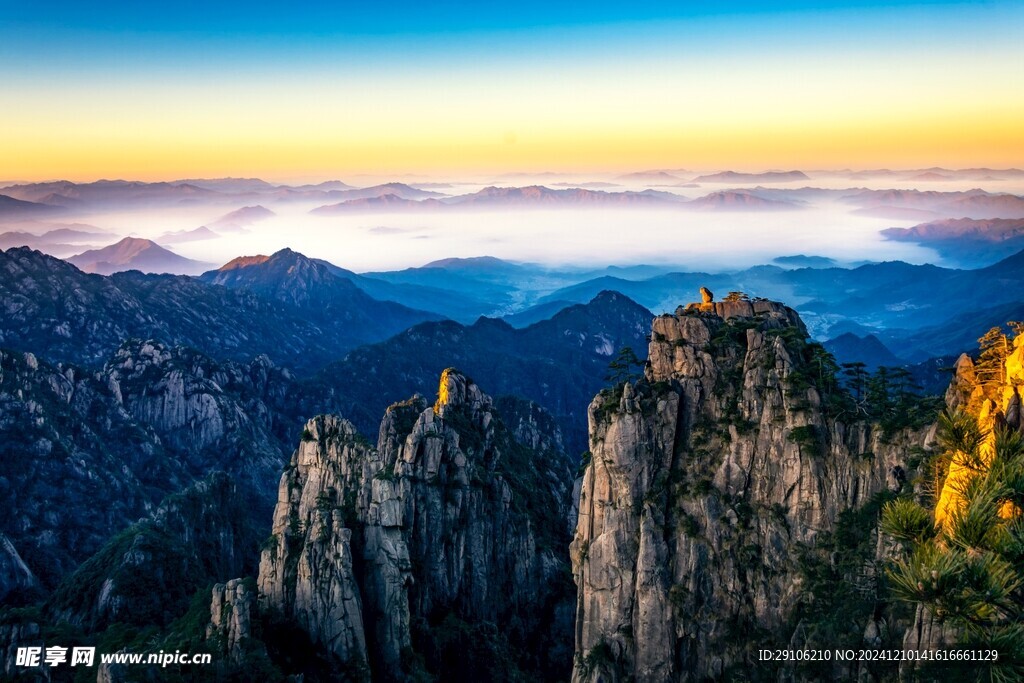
303, 290, 654, 453
67, 237, 212, 275
198, 247, 442, 345
0, 194, 65, 217
882, 217, 1024, 267
0, 247, 432, 373
206, 204, 276, 231
685, 190, 801, 211
691, 170, 809, 183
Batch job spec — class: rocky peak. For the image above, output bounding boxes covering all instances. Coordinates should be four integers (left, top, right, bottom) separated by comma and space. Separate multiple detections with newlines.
255, 371, 576, 680
207, 578, 262, 665
432, 367, 492, 420
677, 290, 805, 326
201, 247, 356, 308
571, 300, 929, 682
215, 254, 271, 272
257, 415, 373, 669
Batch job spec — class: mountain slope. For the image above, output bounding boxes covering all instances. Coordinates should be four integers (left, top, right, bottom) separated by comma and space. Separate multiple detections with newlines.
881, 217, 1024, 267
685, 190, 801, 211
158, 225, 219, 244
199, 248, 442, 341
207, 204, 276, 231
67, 237, 212, 275
0, 194, 64, 218
823, 332, 904, 369
0, 247, 401, 372
1, 180, 222, 207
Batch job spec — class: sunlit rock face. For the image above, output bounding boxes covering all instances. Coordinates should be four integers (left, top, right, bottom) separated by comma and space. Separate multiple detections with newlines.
935, 335, 1024, 527
571, 299, 928, 682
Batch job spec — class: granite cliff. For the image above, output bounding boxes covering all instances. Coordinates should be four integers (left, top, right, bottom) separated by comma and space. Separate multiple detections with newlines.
215, 369, 577, 680
570, 298, 934, 681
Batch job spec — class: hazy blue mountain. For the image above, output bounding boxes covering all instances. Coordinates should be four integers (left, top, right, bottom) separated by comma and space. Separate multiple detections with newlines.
501, 299, 576, 328
303, 291, 654, 453
881, 217, 1024, 267
773, 254, 837, 268
823, 332, 904, 370
199, 247, 443, 345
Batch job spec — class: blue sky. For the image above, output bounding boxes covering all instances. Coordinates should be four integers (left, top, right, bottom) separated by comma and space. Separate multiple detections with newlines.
1, 0, 1020, 179
1, 1, 991, 36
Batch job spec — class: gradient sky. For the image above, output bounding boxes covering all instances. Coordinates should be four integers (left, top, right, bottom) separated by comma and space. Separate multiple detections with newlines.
1, 0, 1022, 181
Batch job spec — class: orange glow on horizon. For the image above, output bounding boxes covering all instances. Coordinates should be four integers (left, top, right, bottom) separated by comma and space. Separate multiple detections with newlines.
4, 107, 1022, 183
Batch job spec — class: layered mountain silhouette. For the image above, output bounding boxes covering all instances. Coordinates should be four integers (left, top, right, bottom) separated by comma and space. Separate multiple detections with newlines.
1, 180, 221, 207
303, 290, 653, 453
882, 217, 1024, 267
0, 194, 65, 218
0, 247, 436, 372
691, 170, 809, 183
198, 248, 442, 337
157, 225, 219, 244
206, 204, 276, 231
684, 190, 801, 211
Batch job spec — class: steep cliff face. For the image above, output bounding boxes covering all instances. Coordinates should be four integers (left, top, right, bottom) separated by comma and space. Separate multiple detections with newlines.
255, 370, 576, 680
895, 334, 1024, 664
102, 339, 288, 503
257, 415, 372, 671
571, 301, 928, 681
207, 578, 266, 666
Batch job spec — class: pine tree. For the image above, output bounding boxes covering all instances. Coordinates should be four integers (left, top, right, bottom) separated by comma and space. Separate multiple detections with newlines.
842, 361, 869, 408
882, 415, 1024, 681
977, 326, 1010, 390
605, 346, 643, 386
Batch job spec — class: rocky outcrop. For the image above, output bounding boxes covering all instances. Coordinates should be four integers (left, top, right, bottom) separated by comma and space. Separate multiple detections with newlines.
208, 578, 263, 664
103, 339, 287, 502
257, 416, 371, 669
571, 300, 929, 681
254, 370, 577, 680
0, 617, 45, 681
0, 533, 39, 604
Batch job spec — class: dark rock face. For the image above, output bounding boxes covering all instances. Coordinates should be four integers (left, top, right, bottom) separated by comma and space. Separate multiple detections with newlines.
255, 370, 577, 681
198, 247, 441, 347
570, 303, 932, 682
0, 341, 290, 590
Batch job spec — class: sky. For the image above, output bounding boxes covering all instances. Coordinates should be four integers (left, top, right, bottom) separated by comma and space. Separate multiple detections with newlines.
1, 0, 1022, 181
